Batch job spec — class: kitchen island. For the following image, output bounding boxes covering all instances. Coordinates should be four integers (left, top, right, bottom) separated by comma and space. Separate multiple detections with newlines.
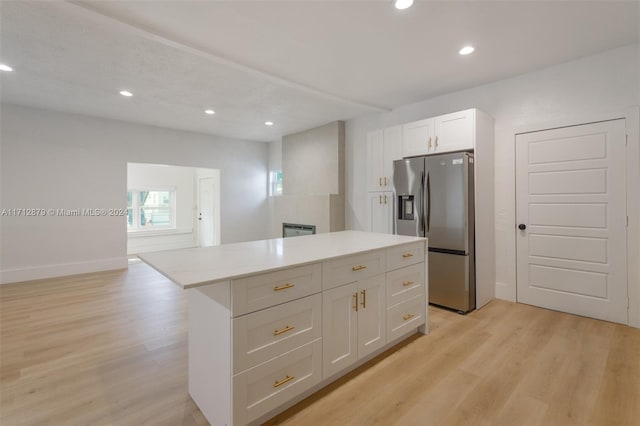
141, 230, 428, 426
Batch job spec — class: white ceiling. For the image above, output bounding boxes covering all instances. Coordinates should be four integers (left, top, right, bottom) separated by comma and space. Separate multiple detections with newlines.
1, 1, 638, 142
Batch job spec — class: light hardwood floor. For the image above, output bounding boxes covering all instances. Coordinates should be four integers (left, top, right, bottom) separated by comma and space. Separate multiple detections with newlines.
1, 263, 638, 426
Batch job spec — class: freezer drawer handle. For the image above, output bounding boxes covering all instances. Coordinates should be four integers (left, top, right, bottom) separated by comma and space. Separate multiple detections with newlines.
273, 325, 295, 336
273, 283, 295, 292
273, 375, 295, 388
402, 253, 414, 258
402, 281, 414, 287
403, 313, 415, 321
352, 265, 366, 271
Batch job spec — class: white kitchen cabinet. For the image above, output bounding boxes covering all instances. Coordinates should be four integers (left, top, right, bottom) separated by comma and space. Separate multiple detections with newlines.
142, 232, 428, 426
322, 273, 386, 379
433, 109, 475, 153
402, 117, 435, 158
367, 126, 402, 192
368, 191, 393, 234
401, 109, 476, 157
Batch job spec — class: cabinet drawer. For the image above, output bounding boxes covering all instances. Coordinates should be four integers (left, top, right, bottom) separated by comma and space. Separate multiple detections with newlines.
232, 263, 322, 316
322, 250, 386, 290
386, 294, 425, 343
386, 263, 424, 308
386, 242, 424, 271
233, 339, 322, 425
233, 294, 321, 374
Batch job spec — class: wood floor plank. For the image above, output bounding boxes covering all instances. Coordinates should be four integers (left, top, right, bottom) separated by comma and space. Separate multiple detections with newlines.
1, 263, 638, 426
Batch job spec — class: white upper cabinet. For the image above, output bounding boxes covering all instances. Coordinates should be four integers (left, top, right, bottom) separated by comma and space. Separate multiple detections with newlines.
367, 126, 402, 192
366, 130, 385, 192
383, 126, 402, 184
401, 109, 476, 157
402, 118, 435, 158
433, 109, 475, 153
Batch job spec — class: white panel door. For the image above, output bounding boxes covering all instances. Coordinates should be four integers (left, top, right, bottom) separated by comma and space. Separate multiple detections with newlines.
357, 274, 386, 359
516, 119, 628, 324
322, 283, 357, 379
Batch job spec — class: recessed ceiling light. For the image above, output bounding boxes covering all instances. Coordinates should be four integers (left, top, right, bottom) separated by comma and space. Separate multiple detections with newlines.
119, 90, 133, 97
0, 64, 13, 72
394, 0, 413, 10
265, 121, 274, 126
459, 46, 475, 55
205, 109, 215, 115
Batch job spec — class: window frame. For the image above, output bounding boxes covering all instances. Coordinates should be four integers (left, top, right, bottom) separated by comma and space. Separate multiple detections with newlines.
127, 187, 177, 233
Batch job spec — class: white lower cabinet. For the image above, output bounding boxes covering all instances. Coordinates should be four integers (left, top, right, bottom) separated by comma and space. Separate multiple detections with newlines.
233, 339, 322, 425
188, 243, 427, 426
322, 274, 386, 379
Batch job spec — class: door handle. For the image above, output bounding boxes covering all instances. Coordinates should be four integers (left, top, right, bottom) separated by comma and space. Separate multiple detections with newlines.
379, 177, 383, 187
426, 172, 431, 233
434, 136, 438, 148
353, 292, 358, 312
518, 224, 527, 230
428, 136, 432, 150
360, 289, 366, 309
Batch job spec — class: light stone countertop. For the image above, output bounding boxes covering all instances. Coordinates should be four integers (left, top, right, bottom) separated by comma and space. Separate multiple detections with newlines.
139, 230, 426, 289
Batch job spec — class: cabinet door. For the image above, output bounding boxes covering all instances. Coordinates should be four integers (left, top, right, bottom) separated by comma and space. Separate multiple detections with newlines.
402, 118, 435, 158
366, 130, 384, 192
357, 274, 386, 359
383, 126, 402, 190
367, 192, 393, 234
322, 283, 358, 379
433, 109, 475, 153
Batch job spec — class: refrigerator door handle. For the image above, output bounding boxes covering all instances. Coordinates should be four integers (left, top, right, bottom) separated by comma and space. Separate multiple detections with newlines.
426, 171, 431, 233
419, 170, 425, 234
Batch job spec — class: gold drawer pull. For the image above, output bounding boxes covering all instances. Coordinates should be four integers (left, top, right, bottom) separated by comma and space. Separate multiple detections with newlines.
403, 313, 415, 321
353, 292, 358, 312
273, 325, 295, 336
352, 265, 366, 272
402, 281, 414, 287
273, 283, 295, 292
360, 289, 366, 309
402, 253, 414, 258
273, 375, 295, 388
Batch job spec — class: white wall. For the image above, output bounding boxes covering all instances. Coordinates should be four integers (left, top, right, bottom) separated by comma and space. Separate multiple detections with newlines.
344, 44, 640, 303
127, 163, 198, 255
0, 105, 269, 283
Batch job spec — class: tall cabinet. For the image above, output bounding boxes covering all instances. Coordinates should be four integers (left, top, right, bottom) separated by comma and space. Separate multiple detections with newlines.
366, 126, 402, 234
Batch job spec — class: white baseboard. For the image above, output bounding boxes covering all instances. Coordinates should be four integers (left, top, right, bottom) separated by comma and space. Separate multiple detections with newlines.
0, 257, 128, 284
495, 281, 516, 302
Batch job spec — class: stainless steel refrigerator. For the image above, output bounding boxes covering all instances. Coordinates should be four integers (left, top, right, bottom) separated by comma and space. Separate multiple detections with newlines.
393, 152, 475, 313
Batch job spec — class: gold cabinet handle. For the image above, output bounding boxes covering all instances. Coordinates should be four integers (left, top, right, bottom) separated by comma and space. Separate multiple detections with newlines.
273, 375, 295, 388
274, 283, 295, 292
434, 136, 438, 148
273, 325, 295, 336
428, 136, 432, 149
384, 195, 387, 204
402, 253, 413, 258
402, 281, 414, 287
384, 177, 388, 186
379, 177, 382, 186
353, 292, 358, 312
360, 289, 366, 309
379, 194, 382, 204
352, 265, 366, 272
403, 313, 415, 321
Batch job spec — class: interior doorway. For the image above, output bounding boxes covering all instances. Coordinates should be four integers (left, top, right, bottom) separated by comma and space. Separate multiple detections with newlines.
197, 169, 220, 247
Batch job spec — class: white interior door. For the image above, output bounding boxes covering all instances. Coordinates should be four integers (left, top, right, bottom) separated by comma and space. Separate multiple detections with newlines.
516, 119, 628, 324
198, 177, 216, 247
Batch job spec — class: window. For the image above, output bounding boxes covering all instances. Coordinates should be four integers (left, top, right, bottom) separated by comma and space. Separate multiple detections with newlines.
269, 170, 283, 196
127, 189, 175, 231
